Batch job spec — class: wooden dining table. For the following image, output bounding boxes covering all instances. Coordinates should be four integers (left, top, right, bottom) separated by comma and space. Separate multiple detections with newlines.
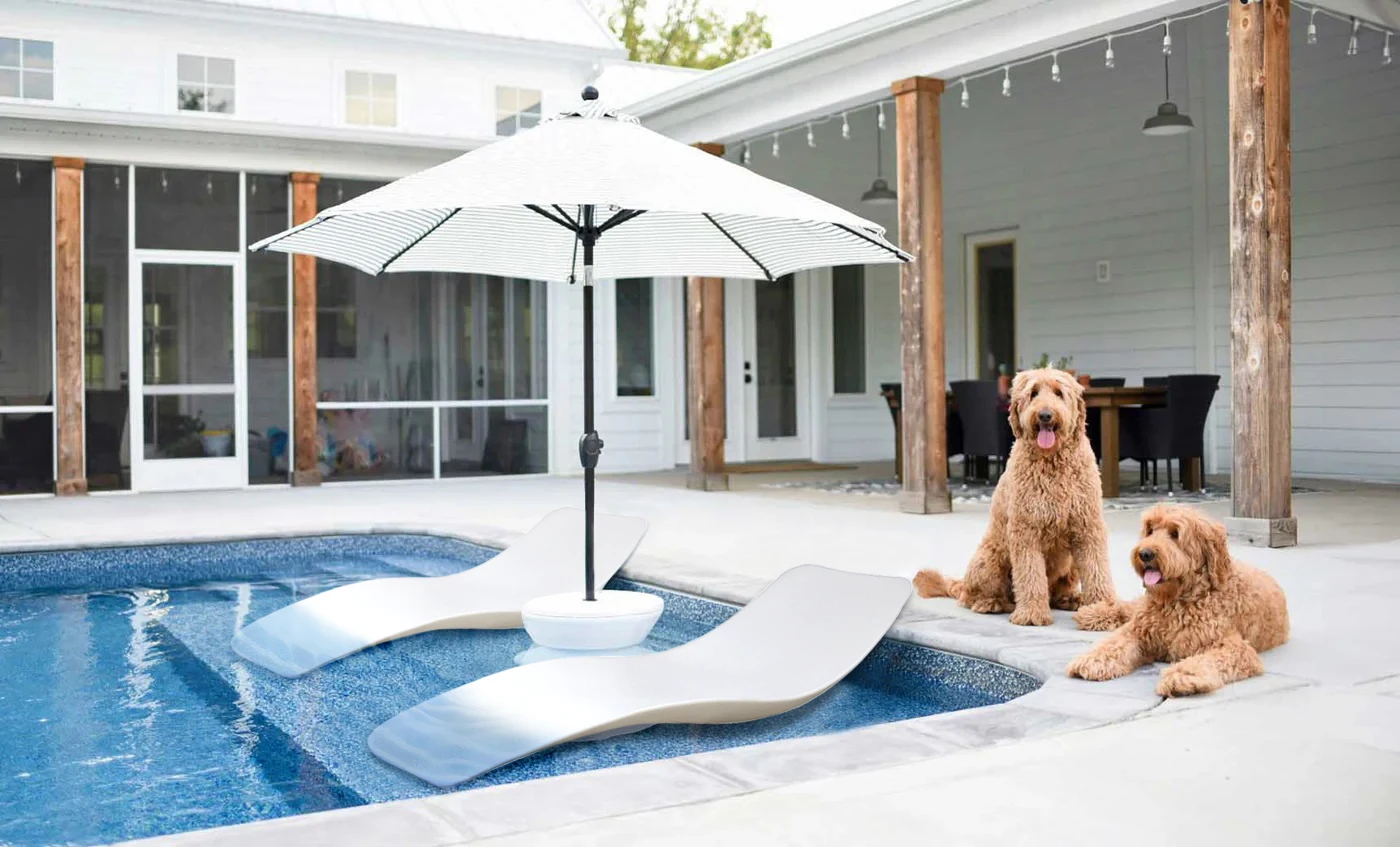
879, 383, 1201, 498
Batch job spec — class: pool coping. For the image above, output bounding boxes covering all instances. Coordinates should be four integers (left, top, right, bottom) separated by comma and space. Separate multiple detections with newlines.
0, 520, 1166, 847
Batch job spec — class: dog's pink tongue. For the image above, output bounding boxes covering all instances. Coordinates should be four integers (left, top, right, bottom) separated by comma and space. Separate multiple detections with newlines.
1036, 429, 1056, 449
1143, 569, 1163, 586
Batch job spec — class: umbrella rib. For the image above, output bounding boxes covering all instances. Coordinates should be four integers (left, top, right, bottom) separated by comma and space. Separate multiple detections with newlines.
552, 205, 580, 229
832, 223, 913, 262
378, 208, 462, 274
526, 204, 579, 232
702, 213, 773, 282
598, 209, 645, 232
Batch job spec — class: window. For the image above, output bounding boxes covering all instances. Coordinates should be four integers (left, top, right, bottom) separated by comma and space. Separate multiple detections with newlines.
0, 38, 53, 100
831, 265, 866, 394
495, 86, 541, 136
345, 71, 396, 127
177, 54, 234, 113
615, 278, 654, 397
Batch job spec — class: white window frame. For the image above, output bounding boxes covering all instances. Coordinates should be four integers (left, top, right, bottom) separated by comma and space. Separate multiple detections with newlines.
610, 276, 660, 401
0, 34, 55, 102
495, 86, 542, 136
343, 69, 397, 128
174, 53, 236, 115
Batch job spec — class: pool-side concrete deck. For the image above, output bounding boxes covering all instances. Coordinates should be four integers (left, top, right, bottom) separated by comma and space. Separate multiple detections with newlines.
1, 476, 1397, 846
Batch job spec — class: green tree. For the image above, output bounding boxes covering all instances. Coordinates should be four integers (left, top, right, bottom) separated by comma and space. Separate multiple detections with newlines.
598, 0, 772, 70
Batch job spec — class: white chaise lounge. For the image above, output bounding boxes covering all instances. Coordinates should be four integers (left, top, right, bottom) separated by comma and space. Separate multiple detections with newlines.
368, 564, 912, 787
231, 508, 648, 677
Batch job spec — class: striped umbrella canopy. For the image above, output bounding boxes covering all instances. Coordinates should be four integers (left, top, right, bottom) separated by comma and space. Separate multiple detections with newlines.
251, 87, 909, 602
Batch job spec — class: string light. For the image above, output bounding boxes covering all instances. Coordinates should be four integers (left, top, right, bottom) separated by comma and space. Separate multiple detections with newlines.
113, 170, 120, 189
741, 141, 751, 164
13, 164, 20, 186
729, 3, 1391, 150
206, 175, 213, 196
1347, 17, 1359, 56
771, 132, 780, 158
160, 171, 168, 193
806, 123, 815, 148
336, 183, 343, 202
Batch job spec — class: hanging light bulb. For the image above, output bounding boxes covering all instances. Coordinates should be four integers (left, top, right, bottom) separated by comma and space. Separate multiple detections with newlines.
741, 141, 751, 165
337, 183, 343, 203
205, 175, 213, 196
1002, 66, 1011, 97
876, 102, 886, 131
13, 164, 20, 186
1347, 18, 1359, 56
1051, 51, 1061, 82
1105, 36, 1116, 69
960, 78, 969, 109
841, 112, 850, 139
1307, 8, 1318, 44
113, 170, 121, 189
250, 178, 258, 197
160, 171, 168, 193
1385, 32, 1393, 65
1163, 19, 1173, 55
771, 133, 780, 158
806, 123, 815, 148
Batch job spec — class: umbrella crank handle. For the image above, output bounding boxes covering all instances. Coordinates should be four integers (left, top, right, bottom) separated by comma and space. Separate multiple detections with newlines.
579, 431, 605, 470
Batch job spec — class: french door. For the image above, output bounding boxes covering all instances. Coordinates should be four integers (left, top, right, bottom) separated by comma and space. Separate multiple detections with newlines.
676, 275, 810, 465
128, 252, 247, 491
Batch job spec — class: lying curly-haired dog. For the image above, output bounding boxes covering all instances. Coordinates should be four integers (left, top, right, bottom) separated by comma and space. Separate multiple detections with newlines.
1066, 504, 1289, 697
913, 368, 1118, 627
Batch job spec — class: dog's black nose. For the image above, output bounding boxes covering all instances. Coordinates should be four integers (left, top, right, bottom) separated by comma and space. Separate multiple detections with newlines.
1138, 548, 1156, 564
1037, 410, 1053, 424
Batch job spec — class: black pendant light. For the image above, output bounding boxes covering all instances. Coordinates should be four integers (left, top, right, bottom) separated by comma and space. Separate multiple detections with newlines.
1143, 50, 1194, 136
861, 108, 896, 205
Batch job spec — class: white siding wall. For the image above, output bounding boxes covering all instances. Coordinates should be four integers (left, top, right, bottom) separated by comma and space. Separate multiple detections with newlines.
1208, 15, 1400, 482
5, 0, 592, 141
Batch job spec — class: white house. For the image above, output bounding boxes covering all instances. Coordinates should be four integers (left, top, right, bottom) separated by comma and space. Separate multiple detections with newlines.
2, 0, 1397, 517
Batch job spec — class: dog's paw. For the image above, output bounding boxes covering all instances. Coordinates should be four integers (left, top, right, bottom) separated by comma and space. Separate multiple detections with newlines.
1156, 664, 1219, 698
1009, 605, 1054, 627
1065, 651, 1124, 681
968, 598, 1012, 615
1073, 601, 1127, 632
1050, 592, 1081, 612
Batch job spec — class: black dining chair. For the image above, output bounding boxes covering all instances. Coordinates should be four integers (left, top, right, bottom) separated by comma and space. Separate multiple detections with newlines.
950, 380, 1013, 483
1120, 374, 1220, 492
1143, 376, 1168, 387
1085, 378, 1126, 461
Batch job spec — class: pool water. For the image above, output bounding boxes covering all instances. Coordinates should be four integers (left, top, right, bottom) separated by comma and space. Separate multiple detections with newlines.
0, 535, 1036, 847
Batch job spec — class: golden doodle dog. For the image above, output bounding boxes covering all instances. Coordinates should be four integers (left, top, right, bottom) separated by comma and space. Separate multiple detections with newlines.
914, 368, 1117, 627
1067, 504, 1290, 697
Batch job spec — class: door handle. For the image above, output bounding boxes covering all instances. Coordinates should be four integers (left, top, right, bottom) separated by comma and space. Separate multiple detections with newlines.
744, 374, 753, 384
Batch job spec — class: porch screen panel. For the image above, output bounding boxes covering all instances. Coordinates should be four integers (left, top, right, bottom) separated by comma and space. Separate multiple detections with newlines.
84, 164, 131, 491
0, 158, 54, 495
247, 173, 291, 484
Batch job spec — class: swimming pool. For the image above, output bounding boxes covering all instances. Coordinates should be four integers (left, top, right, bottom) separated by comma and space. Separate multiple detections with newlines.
0, 535, 1037, 846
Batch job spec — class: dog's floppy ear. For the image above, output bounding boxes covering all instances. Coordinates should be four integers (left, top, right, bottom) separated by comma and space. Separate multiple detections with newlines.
1007, 371, 1028, 439
1194, 513, 1232, 590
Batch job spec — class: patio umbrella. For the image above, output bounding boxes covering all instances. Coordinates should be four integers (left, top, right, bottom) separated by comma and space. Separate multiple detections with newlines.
251, 87, 909, 601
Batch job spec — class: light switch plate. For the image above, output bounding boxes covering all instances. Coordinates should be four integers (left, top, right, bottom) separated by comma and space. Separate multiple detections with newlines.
1096, 260, 1111, 284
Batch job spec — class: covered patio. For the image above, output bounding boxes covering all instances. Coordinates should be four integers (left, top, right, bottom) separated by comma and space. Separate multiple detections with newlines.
632, 0, 1400, 548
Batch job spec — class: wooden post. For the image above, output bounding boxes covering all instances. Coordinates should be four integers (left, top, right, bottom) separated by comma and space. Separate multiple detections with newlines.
1226, 0, 1296, 547
892, 77, 951, 515
53, 157, 86, 496
290, 172, 321, 487
686, 142, 729, 491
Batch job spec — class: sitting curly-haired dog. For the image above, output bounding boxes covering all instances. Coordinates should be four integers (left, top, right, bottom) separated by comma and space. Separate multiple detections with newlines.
1066, 504, 1289, 697
913, 368, 1118, 627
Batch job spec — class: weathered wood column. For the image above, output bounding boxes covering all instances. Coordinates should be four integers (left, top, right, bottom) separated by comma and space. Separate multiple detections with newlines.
685, 143, 729, 491
892, 77, 951, 514
290, 172, 321, 487
1226, 0, 1296, 547
53, 157, 87, 496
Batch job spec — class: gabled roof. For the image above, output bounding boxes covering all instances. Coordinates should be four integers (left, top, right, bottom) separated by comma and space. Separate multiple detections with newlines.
62, 0, 623, 53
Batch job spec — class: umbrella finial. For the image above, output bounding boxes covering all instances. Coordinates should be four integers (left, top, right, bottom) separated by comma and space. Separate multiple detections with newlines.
581, 85, 599, 102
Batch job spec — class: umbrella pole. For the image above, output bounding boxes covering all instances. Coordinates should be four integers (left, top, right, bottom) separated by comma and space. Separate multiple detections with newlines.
579, 206, 604, 601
